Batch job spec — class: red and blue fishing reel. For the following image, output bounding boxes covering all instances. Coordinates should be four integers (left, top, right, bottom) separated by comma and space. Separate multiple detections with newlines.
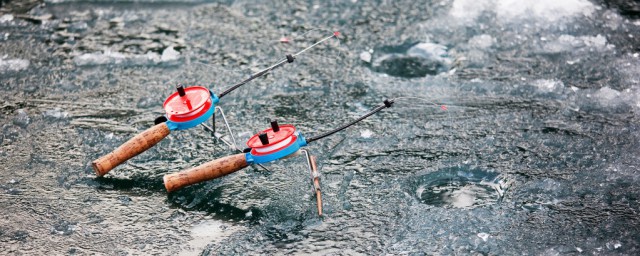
162, 85, 219, 131
244, 121, 308, 164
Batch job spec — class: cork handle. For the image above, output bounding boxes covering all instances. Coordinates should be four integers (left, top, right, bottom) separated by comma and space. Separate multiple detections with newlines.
310, 155, 323, 216
163, 153, 248, 192
92, 123, 171, 176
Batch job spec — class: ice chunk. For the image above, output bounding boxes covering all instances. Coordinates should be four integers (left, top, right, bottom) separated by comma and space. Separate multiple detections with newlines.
0, 58, 29, 73
477, 232, 489, 241
161, 46, 180, 62
74, 51, 127, 66
74, 50, 178, 67
532, 79, 563, 93
360, 51, 372, 63
43, 108, 69, 119
407, 43, 449, 63
360, 129, 374, 138
542, 35, 612, 54
468, 34, 495, 49
594, 87, 620, 102
0, 14, 14, 23
13, 109, 30, 128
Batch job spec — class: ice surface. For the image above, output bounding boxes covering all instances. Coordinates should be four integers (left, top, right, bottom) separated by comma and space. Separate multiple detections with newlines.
0, 58, 30, 73
541, 34, 613, 54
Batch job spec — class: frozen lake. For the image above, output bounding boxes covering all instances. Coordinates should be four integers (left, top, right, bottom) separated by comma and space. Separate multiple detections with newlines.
1, 0, 639, 254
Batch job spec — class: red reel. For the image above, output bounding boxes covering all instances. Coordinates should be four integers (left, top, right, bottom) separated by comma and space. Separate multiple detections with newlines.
163, 86, 214, 123
246, 124, 298, 156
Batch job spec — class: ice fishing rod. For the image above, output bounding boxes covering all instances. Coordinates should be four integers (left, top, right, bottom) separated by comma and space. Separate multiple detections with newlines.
162, 99, 394, 215
91, 32, 340, 177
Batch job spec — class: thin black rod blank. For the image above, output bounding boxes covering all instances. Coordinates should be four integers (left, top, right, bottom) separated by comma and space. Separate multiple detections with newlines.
217, 58, 290, 98
217, 32, 338, 99
305, 99, 394, 144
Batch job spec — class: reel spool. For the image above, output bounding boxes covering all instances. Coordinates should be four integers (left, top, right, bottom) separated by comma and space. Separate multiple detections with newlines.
245, 121, 307, 164
162, 85, 219, 130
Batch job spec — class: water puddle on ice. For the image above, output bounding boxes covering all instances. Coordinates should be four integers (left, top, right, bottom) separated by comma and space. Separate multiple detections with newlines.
179, 219, 246, 256
412, 167, 512, 209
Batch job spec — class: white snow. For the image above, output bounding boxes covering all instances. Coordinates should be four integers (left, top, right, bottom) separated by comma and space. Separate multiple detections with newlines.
74, 49, 180, 66
360, 129, 374, 138
0, 58, 30, 73
594, 87, 621, 102
542, 34, 612, 53
532, 79, 563, 93
450, 0, 595, 25
0, 14, 14, 23
495, 0, 595, 23
407, 42, 452, 67
161, 46, 180, 62
477, 232, 490, 242
43, 108, 69, 119
359, 51, 372, 63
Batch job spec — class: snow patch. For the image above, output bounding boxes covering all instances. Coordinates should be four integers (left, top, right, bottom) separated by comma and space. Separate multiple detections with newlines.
74, 47, 180, 66
0, 58, 30, 73
468, 34, 495, 49
161, 46, 180, 62
495, 0, 595, 23
360, 129, 374, 138
542, 34, 613, 53
593, 87, 621, 102
532, 79, 563, 93
0, 14, 14, 23
450, 0, 595, 24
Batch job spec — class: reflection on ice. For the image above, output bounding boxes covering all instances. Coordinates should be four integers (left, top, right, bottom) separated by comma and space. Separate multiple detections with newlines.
181, 219, 245, 256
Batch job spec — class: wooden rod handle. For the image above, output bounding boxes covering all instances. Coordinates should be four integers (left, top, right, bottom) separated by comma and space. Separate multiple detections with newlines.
163, 153, 249, 192
92, 123, 171, 176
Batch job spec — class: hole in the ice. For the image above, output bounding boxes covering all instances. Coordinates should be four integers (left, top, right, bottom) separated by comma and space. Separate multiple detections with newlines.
367, 42, 452, 78
411, 166, 512, 209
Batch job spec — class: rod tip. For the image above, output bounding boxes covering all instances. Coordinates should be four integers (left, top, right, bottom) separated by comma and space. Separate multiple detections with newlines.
333, 31, 340, 37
